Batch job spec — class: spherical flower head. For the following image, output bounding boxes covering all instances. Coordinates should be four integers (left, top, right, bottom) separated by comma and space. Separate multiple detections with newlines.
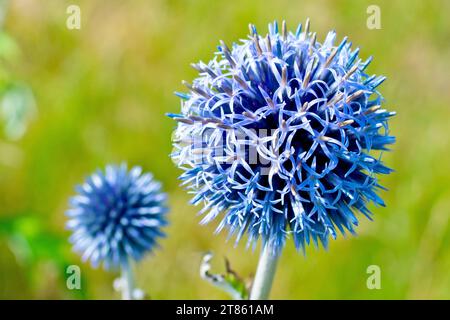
66, 164, 168, 269
169, 20, 395, 255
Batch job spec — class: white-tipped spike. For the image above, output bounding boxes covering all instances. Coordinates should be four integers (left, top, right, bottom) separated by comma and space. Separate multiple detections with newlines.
324, 47, 338, 69
343, 63, 359, 81
281, 66, 287, 87
364, 105, 381, 115
304, 18, 310, 37
338, 119, 354, 127
282, 20, 287, 40
265, 34, 272, 53
345, 90, 364, 103
309, 33, 317, 54
253, 35, 263, 56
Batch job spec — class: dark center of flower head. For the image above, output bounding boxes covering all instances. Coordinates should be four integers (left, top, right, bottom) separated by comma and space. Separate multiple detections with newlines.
170, 20, 395, 254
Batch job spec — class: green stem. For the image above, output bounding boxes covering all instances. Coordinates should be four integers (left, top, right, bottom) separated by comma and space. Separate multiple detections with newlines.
249, 244, 280, 300
120, 259, 134, 300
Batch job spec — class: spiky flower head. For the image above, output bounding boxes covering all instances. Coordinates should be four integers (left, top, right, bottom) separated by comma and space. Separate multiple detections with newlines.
66, 164, 168, 269
169, 20, 395, 255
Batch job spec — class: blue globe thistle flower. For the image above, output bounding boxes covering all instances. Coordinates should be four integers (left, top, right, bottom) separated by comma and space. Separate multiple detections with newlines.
66, 164, 168, 269
169, 20, 395, 254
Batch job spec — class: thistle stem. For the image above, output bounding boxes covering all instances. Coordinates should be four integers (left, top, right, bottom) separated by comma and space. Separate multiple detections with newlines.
120, 260, 134, 300
249, 244, 279, 300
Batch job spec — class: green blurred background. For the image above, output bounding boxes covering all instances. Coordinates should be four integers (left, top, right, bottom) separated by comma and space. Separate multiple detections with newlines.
0, 0, 449, 299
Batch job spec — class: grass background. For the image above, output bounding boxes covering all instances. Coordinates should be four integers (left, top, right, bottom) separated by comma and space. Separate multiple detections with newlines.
0, 0, 449, 299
